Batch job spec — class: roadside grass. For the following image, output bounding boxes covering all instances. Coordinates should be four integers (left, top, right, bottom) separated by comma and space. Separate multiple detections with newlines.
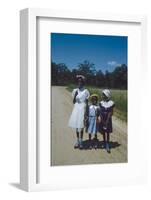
66, 84, 127, 122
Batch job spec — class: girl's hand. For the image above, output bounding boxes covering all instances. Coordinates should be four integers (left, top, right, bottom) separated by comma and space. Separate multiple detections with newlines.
84, 116, 88, 127
75, 90, 78, 97
103, 121, 109, 130
73, 90, 78, 104
102, 120, 107, 130
103, 126, 107, 131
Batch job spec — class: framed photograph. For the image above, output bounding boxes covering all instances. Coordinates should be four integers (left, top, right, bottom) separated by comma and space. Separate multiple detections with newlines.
20, 8, 147, 191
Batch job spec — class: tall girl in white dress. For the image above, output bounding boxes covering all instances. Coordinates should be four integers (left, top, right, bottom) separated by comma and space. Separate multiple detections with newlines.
68, 75, 90, 149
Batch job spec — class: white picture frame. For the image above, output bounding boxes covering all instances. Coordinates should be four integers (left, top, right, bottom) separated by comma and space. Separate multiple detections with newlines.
20, 8, 147, 192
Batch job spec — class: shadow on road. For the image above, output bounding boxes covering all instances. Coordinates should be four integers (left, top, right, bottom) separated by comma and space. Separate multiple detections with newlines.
81, 139, 121, 150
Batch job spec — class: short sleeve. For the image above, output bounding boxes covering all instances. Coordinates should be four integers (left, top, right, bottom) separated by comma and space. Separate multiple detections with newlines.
72, 89, 78, 98
110, 100, 115, 108
108, 101, 115, 113
85, 89, 90, 99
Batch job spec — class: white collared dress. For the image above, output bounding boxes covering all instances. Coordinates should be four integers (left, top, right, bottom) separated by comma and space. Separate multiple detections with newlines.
68, 88, 90, 131
87, 104, 99, 135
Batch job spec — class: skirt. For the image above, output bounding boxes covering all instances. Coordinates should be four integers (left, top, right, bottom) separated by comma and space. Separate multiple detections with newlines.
99, 117, 113, 133
87, 116, 97, 135
68, 102, 86, 130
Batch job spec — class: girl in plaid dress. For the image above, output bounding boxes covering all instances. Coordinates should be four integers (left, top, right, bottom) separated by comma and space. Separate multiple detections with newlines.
99, 89, 115, 153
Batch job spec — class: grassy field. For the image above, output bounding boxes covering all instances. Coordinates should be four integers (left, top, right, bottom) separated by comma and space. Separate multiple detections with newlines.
66, 84, 127, 122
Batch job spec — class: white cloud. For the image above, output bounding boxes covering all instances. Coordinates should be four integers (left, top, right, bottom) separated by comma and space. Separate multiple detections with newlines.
107, 61, 117, 66
107, 61, 121, 67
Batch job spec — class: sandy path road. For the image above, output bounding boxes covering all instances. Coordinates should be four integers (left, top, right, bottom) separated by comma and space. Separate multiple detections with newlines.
51, 86, 127, 166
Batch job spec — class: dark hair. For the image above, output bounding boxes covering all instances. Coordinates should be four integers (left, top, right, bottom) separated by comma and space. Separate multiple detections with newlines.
91, 96, 98, 102
77, 77, 85, 84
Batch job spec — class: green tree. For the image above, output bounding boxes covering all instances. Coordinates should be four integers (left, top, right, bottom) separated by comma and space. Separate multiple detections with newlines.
96, 69, 105, 87
112, 64, 127, 89
51, 61, 58, 85
51, 61, 71, 86
57, 63, 71, 85
77, 60, 96, 85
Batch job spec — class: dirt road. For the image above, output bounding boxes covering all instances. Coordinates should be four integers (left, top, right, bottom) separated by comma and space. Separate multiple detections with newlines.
51, 86, 127, 166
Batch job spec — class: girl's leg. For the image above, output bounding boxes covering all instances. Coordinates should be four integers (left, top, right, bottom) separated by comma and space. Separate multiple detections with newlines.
107, 132, 110, 143
102, 132, 106, 148
89, 133, 91, 140
76, 131, 79, 139
74, 129, 80, 148
106, 132, 110, 153
79, 129, 84, 149
88, 134, 92, 149
94, 134, 97, 140
94, 134, 98, 149
80, 129, 83, 140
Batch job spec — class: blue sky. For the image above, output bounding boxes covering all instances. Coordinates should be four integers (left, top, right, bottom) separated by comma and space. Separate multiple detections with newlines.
51, 33, 127, 73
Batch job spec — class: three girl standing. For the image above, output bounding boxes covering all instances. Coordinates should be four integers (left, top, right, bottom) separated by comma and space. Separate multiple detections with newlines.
68, 75, 115, 153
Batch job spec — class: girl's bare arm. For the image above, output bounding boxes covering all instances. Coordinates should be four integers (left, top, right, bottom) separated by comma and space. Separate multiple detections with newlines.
73, 90, 78, 104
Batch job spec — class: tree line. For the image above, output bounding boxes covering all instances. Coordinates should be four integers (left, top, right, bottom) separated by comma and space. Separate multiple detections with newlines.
51, 60, 127, 89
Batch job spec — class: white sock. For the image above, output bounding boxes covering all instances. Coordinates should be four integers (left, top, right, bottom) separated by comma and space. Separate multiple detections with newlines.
79, 138, 83, 143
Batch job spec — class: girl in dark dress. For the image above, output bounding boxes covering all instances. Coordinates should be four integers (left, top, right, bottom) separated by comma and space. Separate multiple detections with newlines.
99, 89, 115, 153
